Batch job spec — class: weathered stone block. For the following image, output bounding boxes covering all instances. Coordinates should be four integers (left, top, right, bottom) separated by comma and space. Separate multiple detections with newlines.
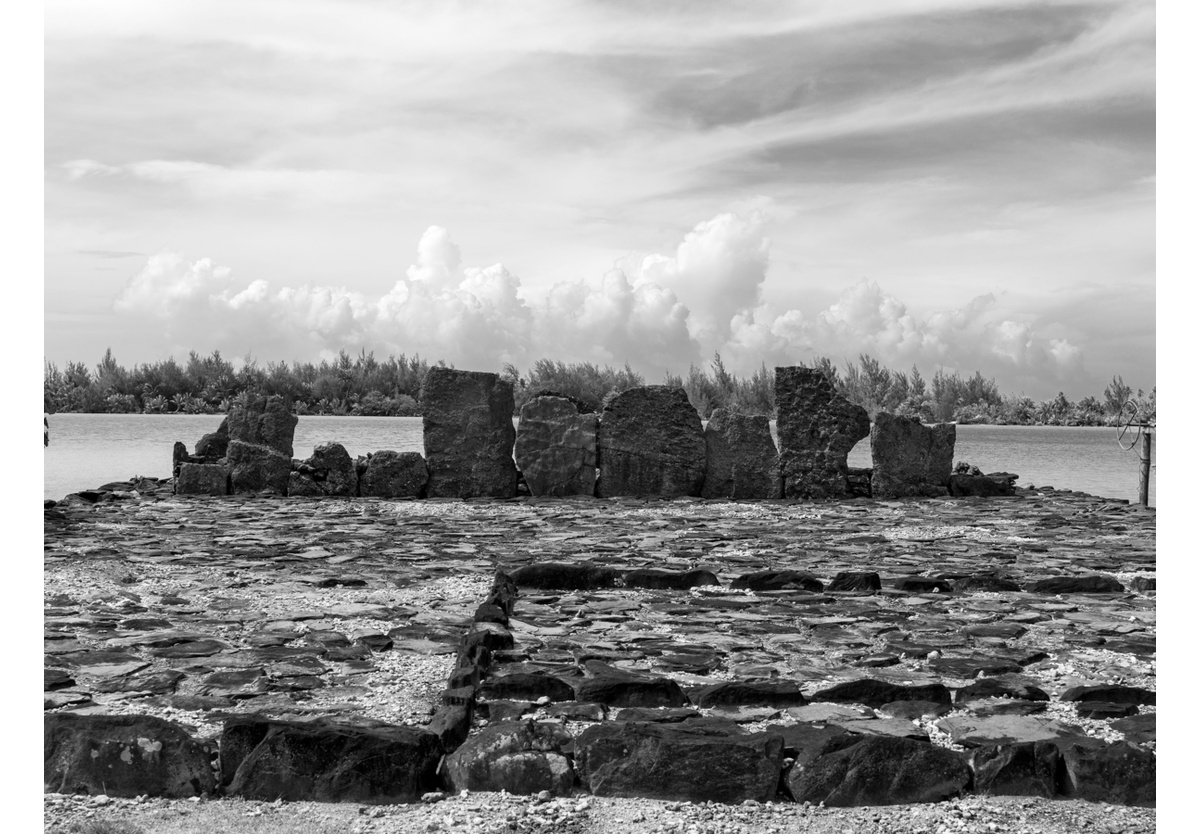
174, 462, 228, 496
774, 367, 870, 499
870, 413, 955, 498
195, 417, 229, 461
422, 368, 518, 499
701, 409, 781, 499
443, 720, 574, 796
358, 450, 428, 498
227, 440, 292, 495
44, 713, 215, 798
596, 386, 705, 498
514, 395, 598, 497
222, 716, 442, 804
576, 721, 784, 803
226, 394, 297, 456
297, 442, 357, 496
787, 735, 970, 806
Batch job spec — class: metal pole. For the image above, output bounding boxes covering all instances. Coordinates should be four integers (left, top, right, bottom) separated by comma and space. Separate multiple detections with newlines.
1139, 431, 1151, 507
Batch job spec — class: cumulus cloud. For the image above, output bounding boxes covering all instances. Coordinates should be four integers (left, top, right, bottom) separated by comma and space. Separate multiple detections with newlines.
112, 212, 1084, 389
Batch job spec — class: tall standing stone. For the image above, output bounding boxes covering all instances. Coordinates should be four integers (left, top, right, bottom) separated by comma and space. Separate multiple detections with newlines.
515, 395, 598, 497
596, 386, 705, 498
702, 409, 781, 499
774, 367, 870, 499
226, 394, 298, 495
422, 368, 518, 499
870, 413, 956, 498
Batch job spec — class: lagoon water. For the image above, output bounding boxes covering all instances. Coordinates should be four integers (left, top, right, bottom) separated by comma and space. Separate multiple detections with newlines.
43, 413, 1156, 506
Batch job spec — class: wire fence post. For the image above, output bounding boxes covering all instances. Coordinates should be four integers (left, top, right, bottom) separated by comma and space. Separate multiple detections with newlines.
1139, 431, 1151, 507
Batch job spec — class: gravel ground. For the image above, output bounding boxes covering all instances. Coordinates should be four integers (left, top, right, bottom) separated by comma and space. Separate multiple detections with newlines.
42, 790, 1157, 834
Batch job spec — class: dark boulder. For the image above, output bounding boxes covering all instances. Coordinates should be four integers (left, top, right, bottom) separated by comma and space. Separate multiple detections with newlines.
287, 472, 325, 497
480, 672, 576, 703
953, 573, 1022, 593
227, 440, 292, 495
968, 741, 1061, 798
622, 568, 720, 589
827, 571, 882, 593
787, 735, 970, 806
514, 395, 598, 497
359, 450, 428, 498
949, 473, 1018, 497
1059, 740, 1155, 806
298, 442, 357, 496
701, 409, 781, 499
731, 570, 823, 592
574, 662, 688, 708
226, 394, 297, 456
194, 417, 229, 461
1027, 575, 1124, 594
774, 367, 870, 499
1059, 684, 1155, 706
869, 413, 955, 498
954, 675, 1049, 704
174, 462, 228, 496
44, 713, 215, 798
509, 562, 621, 590
422, 367, 518, 499
895, 576, 953, 593
443, 720, 574, 796
811, 679, 952, 709
221, 716, 442, 803
692, 680, 807, 709
575, 721, 785, 804
596, 386, 706, 498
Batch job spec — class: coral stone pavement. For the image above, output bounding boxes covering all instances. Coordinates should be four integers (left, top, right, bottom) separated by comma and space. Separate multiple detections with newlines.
44, 481, 1155, 817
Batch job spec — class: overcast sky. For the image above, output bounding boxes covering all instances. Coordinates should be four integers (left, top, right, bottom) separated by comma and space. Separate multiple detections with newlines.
43, 0, 1155, 400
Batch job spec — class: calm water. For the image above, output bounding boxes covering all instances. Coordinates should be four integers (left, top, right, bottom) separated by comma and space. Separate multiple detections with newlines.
43, 414, 1156, 506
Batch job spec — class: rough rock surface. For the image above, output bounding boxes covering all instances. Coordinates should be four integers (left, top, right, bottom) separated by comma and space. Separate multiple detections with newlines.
194, 417, 229, 461
174, 462, 228, 496
596, 386, 705, 498
774, 367, 871, 499
225, 395, 298, 495
576, 721, 785, 803
514, 395, 598, 497
869, 413, 956, 498
443, 720, 574, 796
421, 368, 518, 499
298, 442, 357, 496
44, 713, 215, 798
44, 481, 1156, 819
222, 716, 442, 804
227, 441, 293, 495
226, 394, 298, 456
787, 735, 971, 806
701, 408, 781, 499
358, 450, 428, 498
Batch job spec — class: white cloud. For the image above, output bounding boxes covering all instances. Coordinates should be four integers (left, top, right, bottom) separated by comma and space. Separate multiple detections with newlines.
111, 213, 1084, 390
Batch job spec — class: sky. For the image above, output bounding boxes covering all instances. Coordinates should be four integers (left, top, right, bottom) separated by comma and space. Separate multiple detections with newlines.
42, 0, 1156, 400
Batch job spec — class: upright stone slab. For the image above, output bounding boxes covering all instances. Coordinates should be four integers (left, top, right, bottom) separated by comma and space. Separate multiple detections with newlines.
701, 408, 781, 499
226, 394, 298, 495
174, 462, 229, 496
870, 413, 956, 498
774, 367, 870, 499
514, 395, 598, 497
596, 386, 705, 498
422, 368, 518, 499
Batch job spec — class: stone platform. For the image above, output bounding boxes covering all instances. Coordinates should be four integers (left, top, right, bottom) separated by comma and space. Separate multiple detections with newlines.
44, 484, 1155, 807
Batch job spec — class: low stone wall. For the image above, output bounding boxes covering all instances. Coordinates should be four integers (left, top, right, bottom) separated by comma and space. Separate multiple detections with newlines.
168, 368, 981, 503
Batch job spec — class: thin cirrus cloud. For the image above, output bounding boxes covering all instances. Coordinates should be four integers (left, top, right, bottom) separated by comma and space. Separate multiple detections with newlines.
45, 0, 1154, 398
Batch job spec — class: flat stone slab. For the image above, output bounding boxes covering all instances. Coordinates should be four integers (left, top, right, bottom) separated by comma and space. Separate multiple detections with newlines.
45, 483, 1155, 808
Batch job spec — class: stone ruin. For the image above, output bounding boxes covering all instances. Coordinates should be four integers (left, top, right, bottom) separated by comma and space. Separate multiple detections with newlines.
170, 365, 975, 502
775, 366, 871, 499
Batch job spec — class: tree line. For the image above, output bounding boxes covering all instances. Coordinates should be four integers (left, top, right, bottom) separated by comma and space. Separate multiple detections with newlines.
44, 348, 1154, 427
